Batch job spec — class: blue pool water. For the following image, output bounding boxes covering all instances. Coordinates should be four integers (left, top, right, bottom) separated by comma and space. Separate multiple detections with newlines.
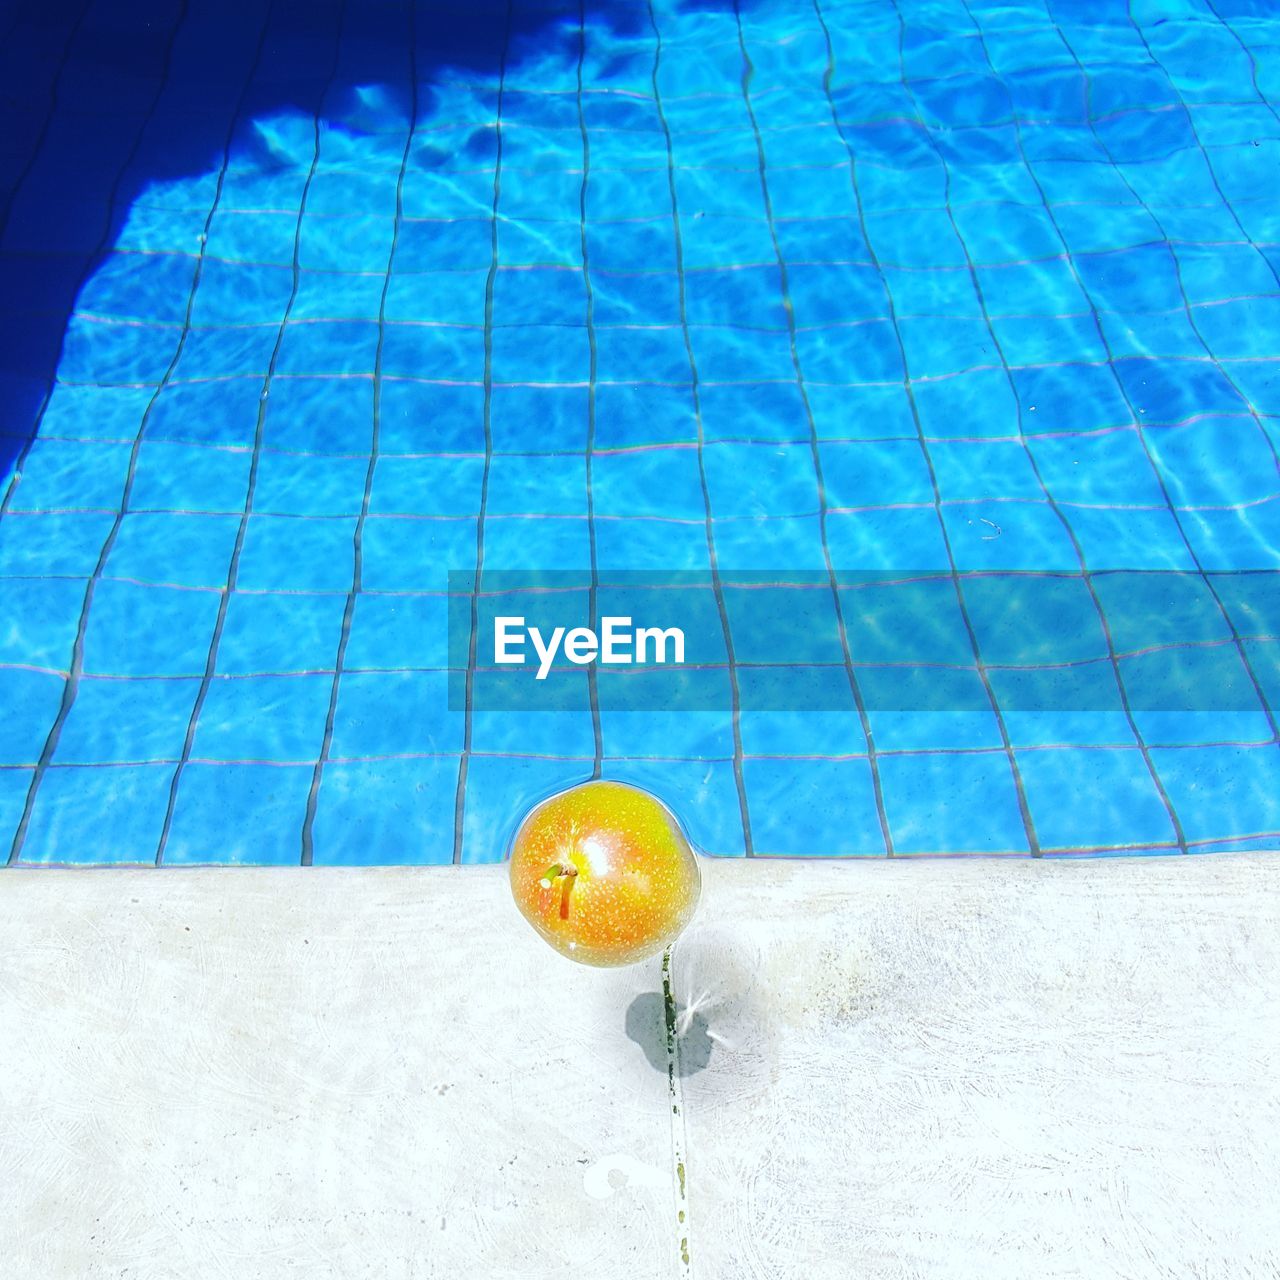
2, 0, 1279, 864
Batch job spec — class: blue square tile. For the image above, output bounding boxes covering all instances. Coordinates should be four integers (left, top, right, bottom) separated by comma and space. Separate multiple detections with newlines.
217, 592, 345, 675
602, 695, 736, 760
594, 517, 711, 572
841, 573, 975, 664
490, 384, 590, 452
592, 449, 705, 520
930, 439, 1044, 503
591, 269, 682, 328
941, 500, 1079, 572
744, 756, 885, 855
739, 703, 868, 759
795, 319, 904, 384
866, 208, 967, 269
1150, 418, 1278, 507
276, 320, 381, 377
723, 582, 847, 666
263, 375, 374, 454
204, 209, 300, 265
487, 454, 587, 518
298, 214, 394, 273
311, 757, 459, 865
165, 762, 312, 864
698, 381, 807, 444
0, 669, 64, 765
492, 322, 590, 384
897, 316, 995, 381
1018, 745, 1179, 850
482, 516, 591, 570
329, 671, 459, 758
1029, 428, 1167, 506
1112, 359, 1241, 426
291, 269, 386, 322
129, 441, 251, 513
704, 443, 819, 520
345, 593, 451, 670
77, 250, 199, 324
105, 512, 239, 588
0, 578, 84, 669
691, 326, 797, 384
253, 451, 369, 516
19, 764, 174, 864
172, 325, 275, 382
396, 218, 493, 271
471, 708, 596, 761
880, 750, 1031, 854
1074, 243, 1184, 316
713, 513, 829, 571
386, 268, 489, 326
0, 767, 32, 855
82, 581, 220, 677
821, 439, 935, 508
237, 514, 357, 591
362, 516, 476, 590
992, 317, 1107, 369
144, 377, 264, 447
492, 266, 587, 326
461, 754, 591, 863
787, 263, 885, 328
808, 383, 918, 443
0, 513, 115, 577
1152, 744, 1280, 848
978, 258, 1090, 318
826, 507, 949, 570
379, 379, 483, 454
9, 439, 133, 512
54, 676, 200, 765
381, 324, 483, 381
595, 324, 690, 384
192, 674, 332, 763
496, 216, 582, 268
1068, 506, 1198, 571
912, 368, 1018, 440
59, 315, 177, 384
39, 384, 152, 443
684, 266, 787, 329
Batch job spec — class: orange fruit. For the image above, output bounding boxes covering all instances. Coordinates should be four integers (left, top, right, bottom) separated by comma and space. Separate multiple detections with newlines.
508, 780, 701, 967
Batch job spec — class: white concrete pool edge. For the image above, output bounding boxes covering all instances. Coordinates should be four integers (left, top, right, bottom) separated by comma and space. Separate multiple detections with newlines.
2, 855, 1277, 1278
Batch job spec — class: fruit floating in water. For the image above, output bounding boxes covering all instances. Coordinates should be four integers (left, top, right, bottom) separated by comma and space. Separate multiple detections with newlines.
509, 780, 701, 967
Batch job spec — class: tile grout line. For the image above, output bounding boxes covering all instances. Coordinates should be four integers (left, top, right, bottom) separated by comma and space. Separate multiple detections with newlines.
884, 0, 1190, 853
154, 0, 350, 866
812, 0, 1042, 855
663, 945, 693, 1278
5, 0, 203, 866
301, 0, 420, 866
732, 0, 894, 856
966, 0, 1280, 760
576, 0, 604, 781
648, 0, 754, 857
453, 0, 516, 865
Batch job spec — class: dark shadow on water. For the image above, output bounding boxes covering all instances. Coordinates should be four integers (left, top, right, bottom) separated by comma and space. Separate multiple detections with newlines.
625, 990, 714, 1077
0, 0, 740, 483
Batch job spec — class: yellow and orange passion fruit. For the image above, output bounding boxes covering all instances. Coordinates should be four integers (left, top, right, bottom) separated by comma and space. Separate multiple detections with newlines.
508, 780, 701, 967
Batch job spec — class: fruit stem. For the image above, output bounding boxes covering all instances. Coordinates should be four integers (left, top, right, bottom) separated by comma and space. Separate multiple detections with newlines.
540, 862, 578, 919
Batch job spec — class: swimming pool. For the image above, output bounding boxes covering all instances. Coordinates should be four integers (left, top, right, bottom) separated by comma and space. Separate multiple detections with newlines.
2, 0, 1278, 864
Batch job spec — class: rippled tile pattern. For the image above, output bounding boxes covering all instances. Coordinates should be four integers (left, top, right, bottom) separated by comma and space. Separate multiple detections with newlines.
1, 0, 1278, 863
